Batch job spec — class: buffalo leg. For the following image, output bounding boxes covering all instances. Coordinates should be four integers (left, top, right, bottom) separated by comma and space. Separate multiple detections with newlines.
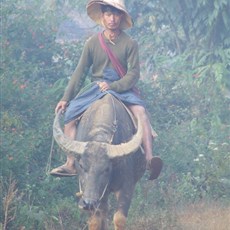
88, 201, 108, 230
113, 189, 134, 230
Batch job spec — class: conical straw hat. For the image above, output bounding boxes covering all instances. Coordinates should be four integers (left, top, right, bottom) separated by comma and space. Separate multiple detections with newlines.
86, 0, 133, 30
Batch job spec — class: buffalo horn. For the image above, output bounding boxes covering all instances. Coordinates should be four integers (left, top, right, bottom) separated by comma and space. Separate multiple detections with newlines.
106, 115, 143, 158
53, 110, 87, 155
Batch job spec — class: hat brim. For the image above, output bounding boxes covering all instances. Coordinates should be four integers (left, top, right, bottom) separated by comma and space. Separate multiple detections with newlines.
86, 0, 133, 30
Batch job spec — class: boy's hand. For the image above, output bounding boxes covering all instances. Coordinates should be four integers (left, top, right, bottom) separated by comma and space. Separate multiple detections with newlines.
97, 81, 110, 92
55, 101, 68, 114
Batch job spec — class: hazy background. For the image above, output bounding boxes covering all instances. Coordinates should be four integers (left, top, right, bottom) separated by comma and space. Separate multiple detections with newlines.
1, 0, 230, 229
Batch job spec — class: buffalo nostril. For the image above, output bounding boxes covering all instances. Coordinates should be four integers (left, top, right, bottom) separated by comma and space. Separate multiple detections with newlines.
84, 199, 94, 210
79, 198, 98, 211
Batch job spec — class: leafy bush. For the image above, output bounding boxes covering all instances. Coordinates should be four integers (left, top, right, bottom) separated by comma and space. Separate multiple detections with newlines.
1, 1, 83, 227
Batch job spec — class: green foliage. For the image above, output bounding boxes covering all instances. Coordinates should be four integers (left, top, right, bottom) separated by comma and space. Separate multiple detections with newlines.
133, 0, 230, 209
1, 0, 83, 228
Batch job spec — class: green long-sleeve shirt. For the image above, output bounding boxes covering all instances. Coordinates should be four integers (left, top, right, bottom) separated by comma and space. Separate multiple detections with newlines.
61, 31, 140, 102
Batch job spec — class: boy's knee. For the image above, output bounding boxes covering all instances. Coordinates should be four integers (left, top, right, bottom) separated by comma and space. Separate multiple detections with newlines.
129, 105, 145, 114
134, 107, 146, 117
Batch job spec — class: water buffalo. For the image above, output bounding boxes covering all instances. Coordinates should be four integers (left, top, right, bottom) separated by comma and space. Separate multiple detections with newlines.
53, 93, 146, 230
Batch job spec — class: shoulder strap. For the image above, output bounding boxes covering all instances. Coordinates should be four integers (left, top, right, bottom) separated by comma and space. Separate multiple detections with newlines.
98, 32, 126, 78
98, 32, 140, 96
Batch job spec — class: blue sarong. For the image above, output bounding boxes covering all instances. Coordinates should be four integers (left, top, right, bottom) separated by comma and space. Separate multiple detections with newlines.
64, 68, 145, 123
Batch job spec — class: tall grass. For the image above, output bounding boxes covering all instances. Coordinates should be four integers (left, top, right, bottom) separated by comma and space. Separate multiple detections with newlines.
127, 201, 230, 230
